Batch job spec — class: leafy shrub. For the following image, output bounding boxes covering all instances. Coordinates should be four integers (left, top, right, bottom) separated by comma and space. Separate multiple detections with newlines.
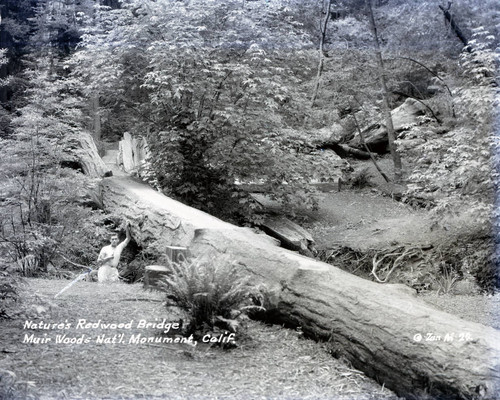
160, 256, 265, 338
468, 247, 499, 294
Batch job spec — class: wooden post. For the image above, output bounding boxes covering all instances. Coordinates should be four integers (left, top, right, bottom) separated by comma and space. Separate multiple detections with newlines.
144, 246, 190, 290
166, 246, 190, 264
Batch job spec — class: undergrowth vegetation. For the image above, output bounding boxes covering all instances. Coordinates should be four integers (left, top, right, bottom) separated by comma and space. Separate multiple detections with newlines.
349, 167, 373, 189
160, 256, 266, 342
0, 261, 22, 320
318, 228, 496, 294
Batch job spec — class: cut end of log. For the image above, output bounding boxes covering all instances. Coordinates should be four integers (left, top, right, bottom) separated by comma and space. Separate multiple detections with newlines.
143, 265, 170, 290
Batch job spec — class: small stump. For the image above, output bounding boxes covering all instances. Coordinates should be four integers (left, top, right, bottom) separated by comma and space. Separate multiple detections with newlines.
144, 265, 170, 290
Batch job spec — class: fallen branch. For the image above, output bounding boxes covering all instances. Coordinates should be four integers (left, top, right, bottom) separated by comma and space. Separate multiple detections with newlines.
352, 111, 390, 183
56, 252, 93, 270
395, 56, 455, 118
438, 3, 469, 49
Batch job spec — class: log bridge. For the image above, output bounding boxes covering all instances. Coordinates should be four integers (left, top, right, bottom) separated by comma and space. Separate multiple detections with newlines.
98, 175, 500, 399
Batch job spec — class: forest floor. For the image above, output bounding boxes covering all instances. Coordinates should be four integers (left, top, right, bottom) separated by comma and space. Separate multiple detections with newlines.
301, 157, 468, 250
1, 279, 400, 400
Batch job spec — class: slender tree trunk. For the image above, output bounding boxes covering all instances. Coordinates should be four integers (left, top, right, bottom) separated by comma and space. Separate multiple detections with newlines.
92, 95, 101, 142
310, 0, 332, 107
366, 0, 402, 182
352, 110, 390, 183
438, 4, 469, 48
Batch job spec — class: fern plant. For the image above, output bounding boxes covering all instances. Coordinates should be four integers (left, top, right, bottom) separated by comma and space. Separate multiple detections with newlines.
160, 255, 265, 336
433, 262, 460, 295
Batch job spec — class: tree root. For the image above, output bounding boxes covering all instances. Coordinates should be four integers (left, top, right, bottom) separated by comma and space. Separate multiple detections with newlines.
371, 246, 426, 283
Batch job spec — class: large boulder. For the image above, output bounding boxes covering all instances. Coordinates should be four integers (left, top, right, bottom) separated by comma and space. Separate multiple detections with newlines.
350, 98, 427, 153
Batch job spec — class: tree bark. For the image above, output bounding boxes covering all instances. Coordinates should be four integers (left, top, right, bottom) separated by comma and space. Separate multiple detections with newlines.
99, 175, 500, 399
366, 0, 402, 182
260, 216, 315, 254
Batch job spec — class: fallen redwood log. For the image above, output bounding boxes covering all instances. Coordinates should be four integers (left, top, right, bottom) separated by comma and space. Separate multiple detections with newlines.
99, 175, 500, 399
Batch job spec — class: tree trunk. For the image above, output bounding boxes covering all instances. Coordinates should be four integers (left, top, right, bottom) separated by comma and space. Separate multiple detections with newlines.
99, 175, 500, 399
310, 0, 332, 107
351, 110, 390, 182
92, 95, 101, 142
366, 0, 402, 182
320, 142, 372, 159
438, 4, 469, 48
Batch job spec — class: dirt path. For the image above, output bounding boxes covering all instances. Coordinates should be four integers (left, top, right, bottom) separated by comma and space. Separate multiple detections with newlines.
307, 189, 433, 250
1, 279, 398, 400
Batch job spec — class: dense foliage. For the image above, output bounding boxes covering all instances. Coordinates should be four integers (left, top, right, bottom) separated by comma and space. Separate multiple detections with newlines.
0, 17, 108, 276
68, 0, 347, 221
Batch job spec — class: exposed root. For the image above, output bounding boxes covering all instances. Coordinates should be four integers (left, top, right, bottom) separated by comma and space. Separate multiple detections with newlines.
371, 246, 424, 283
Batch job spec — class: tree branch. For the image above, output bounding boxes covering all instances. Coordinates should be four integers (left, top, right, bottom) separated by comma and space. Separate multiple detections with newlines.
352, 110, 390, 183
396, 56, 456, 118
392, 89, 441, 123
